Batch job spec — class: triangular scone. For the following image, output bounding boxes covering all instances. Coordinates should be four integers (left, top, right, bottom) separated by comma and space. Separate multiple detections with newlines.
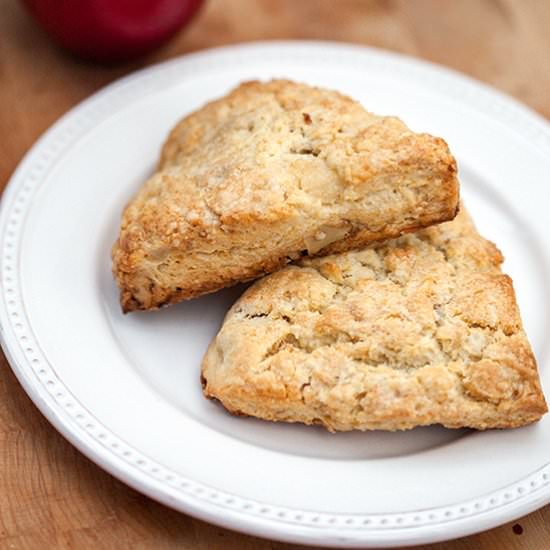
202, 207, 547, 431
113, 80, 459, 312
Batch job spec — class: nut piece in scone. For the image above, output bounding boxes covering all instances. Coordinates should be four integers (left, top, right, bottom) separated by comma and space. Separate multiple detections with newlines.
113, 79, 459, 312
202, 207, 547, 431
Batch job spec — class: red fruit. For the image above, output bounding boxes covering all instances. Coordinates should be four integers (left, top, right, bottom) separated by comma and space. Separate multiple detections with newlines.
22, 0, 204, 63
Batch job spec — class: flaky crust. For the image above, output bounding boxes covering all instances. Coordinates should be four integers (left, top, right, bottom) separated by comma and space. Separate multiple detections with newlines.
112, 80, 459, 311
202, 208, 547, 431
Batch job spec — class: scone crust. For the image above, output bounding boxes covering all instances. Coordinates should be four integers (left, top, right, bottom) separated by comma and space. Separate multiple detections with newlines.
113, 80, 459, 311
201, 208, 547, 431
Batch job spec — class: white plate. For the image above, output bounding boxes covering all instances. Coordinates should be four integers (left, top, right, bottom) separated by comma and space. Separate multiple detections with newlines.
1, 42, 550, 548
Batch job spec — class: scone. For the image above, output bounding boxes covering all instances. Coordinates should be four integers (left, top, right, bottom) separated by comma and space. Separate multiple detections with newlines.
113, 79, 459, 312
202, 207, 547, 431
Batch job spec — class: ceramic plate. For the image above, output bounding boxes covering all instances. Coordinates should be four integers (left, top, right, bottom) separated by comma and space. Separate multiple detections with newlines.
1, 42, 549, 548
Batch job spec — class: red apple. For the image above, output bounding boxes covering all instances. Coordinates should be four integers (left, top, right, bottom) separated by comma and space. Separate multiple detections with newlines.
22, 0, 204, 63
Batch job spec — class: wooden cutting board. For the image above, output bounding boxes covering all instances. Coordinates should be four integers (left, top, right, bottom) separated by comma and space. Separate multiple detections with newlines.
1, 0, 549, 548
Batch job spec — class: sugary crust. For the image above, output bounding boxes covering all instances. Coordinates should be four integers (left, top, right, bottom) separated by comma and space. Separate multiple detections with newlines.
112, 80, 459, 311
202, 208, 547, 431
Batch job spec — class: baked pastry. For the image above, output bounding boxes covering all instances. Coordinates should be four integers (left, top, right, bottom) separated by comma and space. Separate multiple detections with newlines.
113, 79, 459, 312
202, 207, 547, 431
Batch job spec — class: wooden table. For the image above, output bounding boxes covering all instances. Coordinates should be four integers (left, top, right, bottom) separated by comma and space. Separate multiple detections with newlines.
1, 1, 549, 548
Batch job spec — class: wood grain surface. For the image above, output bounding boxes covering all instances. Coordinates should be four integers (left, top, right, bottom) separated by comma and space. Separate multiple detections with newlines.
1, 0, 549, 548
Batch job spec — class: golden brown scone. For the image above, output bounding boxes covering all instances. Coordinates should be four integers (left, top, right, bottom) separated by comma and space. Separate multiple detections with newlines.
202, 207, 547, 431
113, 79, 459, 312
